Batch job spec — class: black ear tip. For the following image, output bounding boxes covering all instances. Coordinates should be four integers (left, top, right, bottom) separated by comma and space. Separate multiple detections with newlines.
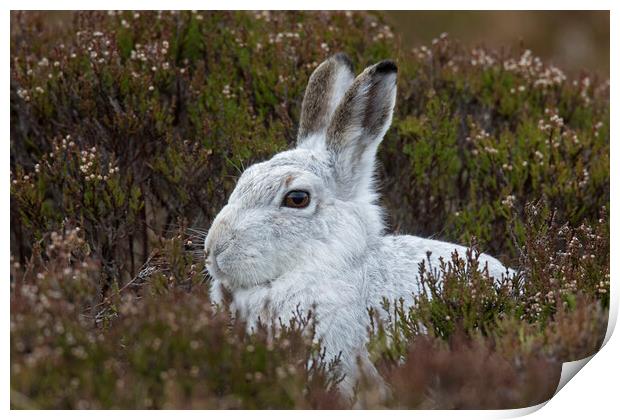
374, 60, 398, 75
332, 52, 354, 73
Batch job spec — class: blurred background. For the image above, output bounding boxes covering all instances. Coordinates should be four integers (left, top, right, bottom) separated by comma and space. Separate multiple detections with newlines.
385, 11, 609, 77
14, 11, 610, 77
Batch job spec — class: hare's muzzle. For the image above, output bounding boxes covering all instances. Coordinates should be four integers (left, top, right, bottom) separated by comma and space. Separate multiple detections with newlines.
204, 204, 236, 267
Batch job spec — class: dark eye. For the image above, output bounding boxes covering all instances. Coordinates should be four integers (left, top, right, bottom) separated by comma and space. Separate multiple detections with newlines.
283, 190, 310, 208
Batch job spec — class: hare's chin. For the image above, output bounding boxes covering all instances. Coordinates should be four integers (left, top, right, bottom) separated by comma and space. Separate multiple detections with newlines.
205, 257, 230, 284
207, 256, 274, 290
206, 257, 252, 290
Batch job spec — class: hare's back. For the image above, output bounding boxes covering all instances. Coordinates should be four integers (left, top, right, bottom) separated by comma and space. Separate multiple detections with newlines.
368, 235, 512, 308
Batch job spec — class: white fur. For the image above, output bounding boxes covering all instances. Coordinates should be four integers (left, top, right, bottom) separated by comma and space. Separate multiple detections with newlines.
204, 57, 513, 397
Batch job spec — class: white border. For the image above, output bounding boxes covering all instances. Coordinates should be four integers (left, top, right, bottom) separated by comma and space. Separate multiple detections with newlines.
3, 2, 616, 419
0, 1, 615, 11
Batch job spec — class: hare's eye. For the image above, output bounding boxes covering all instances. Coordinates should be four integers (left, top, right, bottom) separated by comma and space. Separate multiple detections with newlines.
283, 190, 310, 208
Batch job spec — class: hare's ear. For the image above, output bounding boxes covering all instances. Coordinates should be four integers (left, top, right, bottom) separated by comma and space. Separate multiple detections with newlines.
297, 53, 355, 150
325, 60, 397, 201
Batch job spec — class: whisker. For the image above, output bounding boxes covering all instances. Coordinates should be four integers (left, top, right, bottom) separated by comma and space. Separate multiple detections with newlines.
225, 156, 243, 175
187, 227, 209, 237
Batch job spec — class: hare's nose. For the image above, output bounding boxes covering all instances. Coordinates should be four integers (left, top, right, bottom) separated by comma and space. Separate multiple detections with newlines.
203, 226, 229, 264
204, 204, 237, 261
203, 234, 215, 264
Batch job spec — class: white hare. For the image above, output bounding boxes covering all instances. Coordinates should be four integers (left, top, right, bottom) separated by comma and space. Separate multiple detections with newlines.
204, 53, 511, 394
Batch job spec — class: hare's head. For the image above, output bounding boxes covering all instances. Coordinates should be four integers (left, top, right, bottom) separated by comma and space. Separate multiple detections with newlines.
205, 53, 397, 290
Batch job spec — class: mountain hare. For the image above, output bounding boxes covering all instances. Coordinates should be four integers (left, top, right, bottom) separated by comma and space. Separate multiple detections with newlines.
204, 53, 511, 395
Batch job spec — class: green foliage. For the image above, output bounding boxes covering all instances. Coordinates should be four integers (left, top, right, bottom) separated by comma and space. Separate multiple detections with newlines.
11, 11, 609, 409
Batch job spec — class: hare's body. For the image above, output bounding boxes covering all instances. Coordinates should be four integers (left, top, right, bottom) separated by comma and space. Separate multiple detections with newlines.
204, 54, 512, 395
211, 231, 508, 390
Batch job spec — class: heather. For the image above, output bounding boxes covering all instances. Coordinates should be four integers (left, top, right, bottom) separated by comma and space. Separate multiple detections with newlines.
10, 11, 609, 409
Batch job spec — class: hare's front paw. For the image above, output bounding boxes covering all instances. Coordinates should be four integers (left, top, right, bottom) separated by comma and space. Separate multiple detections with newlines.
209, 278, 225, 306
